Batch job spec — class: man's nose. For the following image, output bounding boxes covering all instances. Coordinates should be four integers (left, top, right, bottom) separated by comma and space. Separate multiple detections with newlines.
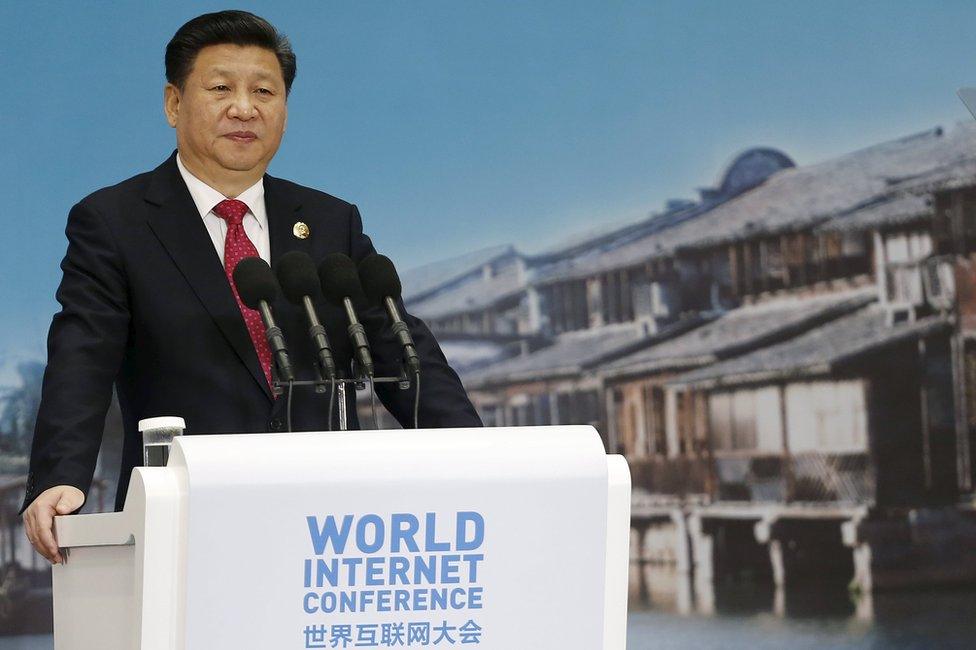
227, 90, 256, 120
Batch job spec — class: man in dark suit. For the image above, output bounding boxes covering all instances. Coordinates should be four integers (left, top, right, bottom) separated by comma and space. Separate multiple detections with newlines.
22, 10, 481, 564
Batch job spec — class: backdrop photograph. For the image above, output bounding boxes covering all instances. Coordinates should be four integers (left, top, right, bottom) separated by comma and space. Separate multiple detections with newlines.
2, 2, 976, 648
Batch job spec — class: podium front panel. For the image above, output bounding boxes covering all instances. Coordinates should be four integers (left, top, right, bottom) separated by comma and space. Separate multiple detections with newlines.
169, 426, 610, 649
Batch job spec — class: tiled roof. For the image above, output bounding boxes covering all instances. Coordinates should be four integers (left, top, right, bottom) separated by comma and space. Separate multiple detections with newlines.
670, 305, 951, 388
463, 325, 649, 387
669, 124, 976, 250
816, 193, 932, 233
533, 124, 976, 284
601, 289, 875, 378
439, 339, 513, 375
399, 245, 516, 302
896, 156, 976, 194
408, 268, 525, 319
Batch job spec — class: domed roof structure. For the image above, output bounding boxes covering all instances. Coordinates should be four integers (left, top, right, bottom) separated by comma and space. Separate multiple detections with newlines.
700, 148, 795, 202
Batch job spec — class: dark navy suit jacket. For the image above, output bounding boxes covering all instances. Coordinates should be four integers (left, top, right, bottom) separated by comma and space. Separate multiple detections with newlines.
23, 152, 481, 512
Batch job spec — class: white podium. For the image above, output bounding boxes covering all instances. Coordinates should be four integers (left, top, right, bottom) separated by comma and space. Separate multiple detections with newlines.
52, 426, 630, 649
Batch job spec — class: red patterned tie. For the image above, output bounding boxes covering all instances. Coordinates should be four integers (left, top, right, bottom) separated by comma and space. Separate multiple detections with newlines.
213, 199, 274, 392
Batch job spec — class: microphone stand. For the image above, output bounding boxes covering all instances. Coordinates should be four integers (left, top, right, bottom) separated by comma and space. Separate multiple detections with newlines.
273, 365, 413, 431
337, 381, 348, 431
272, 295, 420, 431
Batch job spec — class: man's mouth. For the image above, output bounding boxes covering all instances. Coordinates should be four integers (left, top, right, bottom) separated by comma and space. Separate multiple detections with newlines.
225, 131, 258, 142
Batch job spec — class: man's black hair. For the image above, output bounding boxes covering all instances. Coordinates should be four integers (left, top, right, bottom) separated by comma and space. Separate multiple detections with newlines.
165, 10, 297, 95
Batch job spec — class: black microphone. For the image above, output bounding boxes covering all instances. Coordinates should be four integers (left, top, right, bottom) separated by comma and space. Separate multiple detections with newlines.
358, 253, 421, 376
318, 253, 375, 378
233, 256, 295, 383
275, 251, 337, 381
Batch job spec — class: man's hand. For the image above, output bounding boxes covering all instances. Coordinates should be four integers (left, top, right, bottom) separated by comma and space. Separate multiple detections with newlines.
22, 485, 85, 564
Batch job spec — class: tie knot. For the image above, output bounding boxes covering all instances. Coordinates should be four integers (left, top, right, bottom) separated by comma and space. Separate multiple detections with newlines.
213, 199, 250, 226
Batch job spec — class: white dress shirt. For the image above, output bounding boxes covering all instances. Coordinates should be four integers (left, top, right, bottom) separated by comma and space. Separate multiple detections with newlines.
175, 153, 271, 266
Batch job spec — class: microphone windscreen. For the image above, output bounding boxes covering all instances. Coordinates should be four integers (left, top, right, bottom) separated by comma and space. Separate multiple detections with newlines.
233, 257, 279, 309
358, 254, 402, 305
318, 253, 366, 306
275, 251, 322, 304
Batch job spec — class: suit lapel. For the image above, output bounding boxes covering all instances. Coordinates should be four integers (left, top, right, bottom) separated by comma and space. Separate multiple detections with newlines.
264, 174, 310, 262
143, 152, 274, 402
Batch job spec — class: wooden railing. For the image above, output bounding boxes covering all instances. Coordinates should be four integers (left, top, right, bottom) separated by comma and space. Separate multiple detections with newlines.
629, 456, 710, 498
629, 452, 875, 506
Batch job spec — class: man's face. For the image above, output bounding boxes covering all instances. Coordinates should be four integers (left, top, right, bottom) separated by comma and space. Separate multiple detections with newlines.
164, 44, 287, 180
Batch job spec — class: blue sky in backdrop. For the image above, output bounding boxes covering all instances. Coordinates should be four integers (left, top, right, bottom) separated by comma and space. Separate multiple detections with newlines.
3, 0, 976, 379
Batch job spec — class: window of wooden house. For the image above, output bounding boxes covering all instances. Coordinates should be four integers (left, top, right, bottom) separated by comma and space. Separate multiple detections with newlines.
557, 391, 573, 426
532, 393, 552, 426
821, 232, 844, 277
551, 284, 565, 334
606, 388, 624, 451
708, 249, 729, 284
804, 234, 820, 283
785, 380, 867, 453
587, 278, 603, 327
710, 392, 734, 451
729, 244, 744, 296
507, 395, 534, 427
732, 239, 795, 296
632, 277, 653, 321
545, 280, 590, 333
598, 274, 612, 324
761, 238, 786, 290
552, 284, 565, 333
615, 270, 629, 321
746, 240, 763, 291
705, 250, 733, 307
555, 282, 572, 332
780, 232, 820, 287
620, 398, 639, 457
819, 231, 871, 280
885, 231, 932, 264
841, 231, 866, 257
708, 388, 782, 452
675, 391, 690, 455
731, 390, 758, 450
650, 281, 672, 318
571, 280, 589, 331
842, 232, 871, 275
623, 269, 636, 320
577, 390, 601, 427
883, 231, 934, 307
557, 390, 599, 425
495, 305, 519, 335
933, 188, 976, 254
643, 384, 667, 455
597, 267, 640, 325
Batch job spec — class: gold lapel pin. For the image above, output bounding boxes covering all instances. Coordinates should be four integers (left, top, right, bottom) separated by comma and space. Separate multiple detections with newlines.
293, 221, 310, 240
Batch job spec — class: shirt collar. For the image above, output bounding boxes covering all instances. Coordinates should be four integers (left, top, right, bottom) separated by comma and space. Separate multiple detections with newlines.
176, 152, 266, 229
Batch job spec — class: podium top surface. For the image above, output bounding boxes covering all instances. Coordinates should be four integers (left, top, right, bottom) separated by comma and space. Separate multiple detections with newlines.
168, 425, 608, 485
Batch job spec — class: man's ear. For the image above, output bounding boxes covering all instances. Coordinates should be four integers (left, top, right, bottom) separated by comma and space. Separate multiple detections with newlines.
163, 83, 180, 128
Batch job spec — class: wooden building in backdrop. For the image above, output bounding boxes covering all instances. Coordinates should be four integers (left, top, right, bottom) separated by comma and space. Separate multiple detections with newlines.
395, 124, 976, 511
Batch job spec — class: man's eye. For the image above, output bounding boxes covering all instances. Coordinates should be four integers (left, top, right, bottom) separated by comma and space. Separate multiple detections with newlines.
255, 88, 273, 95
211, 85, 230, 92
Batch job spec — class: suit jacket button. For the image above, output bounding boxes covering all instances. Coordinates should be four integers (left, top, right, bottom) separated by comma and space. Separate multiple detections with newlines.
270, 418, 284, 431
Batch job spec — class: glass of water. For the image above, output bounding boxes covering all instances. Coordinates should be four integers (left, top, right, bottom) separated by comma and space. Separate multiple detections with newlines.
138, 416, 185, 467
